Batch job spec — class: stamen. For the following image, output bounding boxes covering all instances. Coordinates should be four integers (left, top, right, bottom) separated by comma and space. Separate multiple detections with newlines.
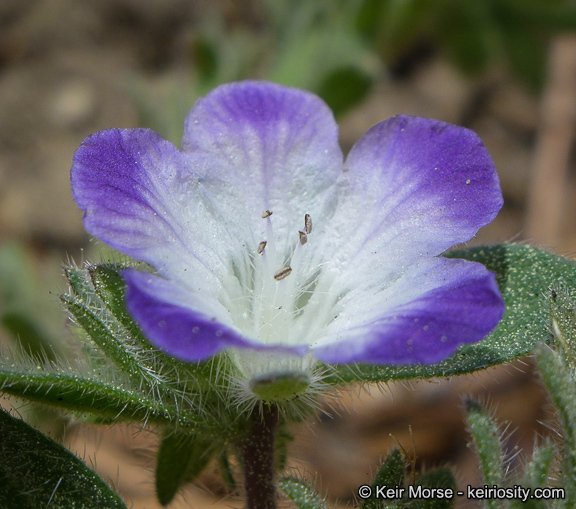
304, 214, 312, 234
274, 266, 292, 281
225, 208, 331, 350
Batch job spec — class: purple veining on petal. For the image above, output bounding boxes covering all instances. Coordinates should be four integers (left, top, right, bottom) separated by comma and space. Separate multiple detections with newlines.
182, 81, 343, 226
71, 128, 226, 292
71, 128, 254, 295
72, 128, 182, 257
323, 115, 503, 272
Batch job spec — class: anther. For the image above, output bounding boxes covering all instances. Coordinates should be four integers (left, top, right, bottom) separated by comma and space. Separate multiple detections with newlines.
304, 214, 312, 234
257, 241, 267, 254
299, 231, 308, 245
262, 210, 273, 219
274, 266, 292, 281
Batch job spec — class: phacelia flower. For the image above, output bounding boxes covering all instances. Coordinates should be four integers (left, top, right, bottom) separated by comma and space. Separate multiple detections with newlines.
71, 81, 504, 400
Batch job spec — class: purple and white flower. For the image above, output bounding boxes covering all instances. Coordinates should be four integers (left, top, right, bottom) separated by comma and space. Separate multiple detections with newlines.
71, 81, 504, 397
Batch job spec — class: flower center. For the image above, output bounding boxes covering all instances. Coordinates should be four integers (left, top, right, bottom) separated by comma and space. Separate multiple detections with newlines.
219, 211, 337, 380
248, 210, 314, 346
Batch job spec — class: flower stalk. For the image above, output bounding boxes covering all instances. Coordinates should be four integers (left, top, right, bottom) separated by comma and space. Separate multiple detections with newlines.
240, 404, 280, 509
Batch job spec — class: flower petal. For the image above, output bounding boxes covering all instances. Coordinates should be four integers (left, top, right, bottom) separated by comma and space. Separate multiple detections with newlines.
71, 128, 242, 295
312, 257, 504, 364
182, 81, 343, 252
321, 115, 503, 272
123, 269, 308, 362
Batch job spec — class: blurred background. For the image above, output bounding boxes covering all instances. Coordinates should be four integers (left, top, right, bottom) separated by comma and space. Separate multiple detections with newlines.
1, 0, 576, 507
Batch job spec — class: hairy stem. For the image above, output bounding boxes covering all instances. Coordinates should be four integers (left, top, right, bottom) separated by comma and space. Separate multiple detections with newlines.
240, 404, 279, 509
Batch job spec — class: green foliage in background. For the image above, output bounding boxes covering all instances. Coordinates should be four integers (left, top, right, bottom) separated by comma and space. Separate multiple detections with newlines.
0, 243, 61, 363
132, 0, 576, 147
357, 0, 576, 91
132, 0, 380, 144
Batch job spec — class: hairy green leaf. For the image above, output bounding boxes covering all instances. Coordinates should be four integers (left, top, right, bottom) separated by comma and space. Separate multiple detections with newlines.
156, 430, 218, 505
465, 399, 505, 500
0, 367, 232, 439
509, 442, 555, 509
374, 449, 405, 487
279, 476, 327, 509
536, 345, 576, 506
409, 468, 456, 509
526, 442, 555, 489
362, 449, 405, 509
0, 407, 127, 509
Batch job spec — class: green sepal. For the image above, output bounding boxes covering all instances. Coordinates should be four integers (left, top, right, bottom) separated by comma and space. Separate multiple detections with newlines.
465, 399, 505, 495
250, 372, 310, 402
64, 265, 171, 390
279, 476, 328, 509
155, 430, 218, 506
408, 469, 456, 509
0, 407, 127, 509
88, 264, 146, 339
536, 345, 576, 506
509, 442, 555, 509
525, 442, 555, 489
0, 263, 239, 440
64, 264, 220, 391
329, 244, 576, 384
362, 449, 405, 509
62, 291, 160, 384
